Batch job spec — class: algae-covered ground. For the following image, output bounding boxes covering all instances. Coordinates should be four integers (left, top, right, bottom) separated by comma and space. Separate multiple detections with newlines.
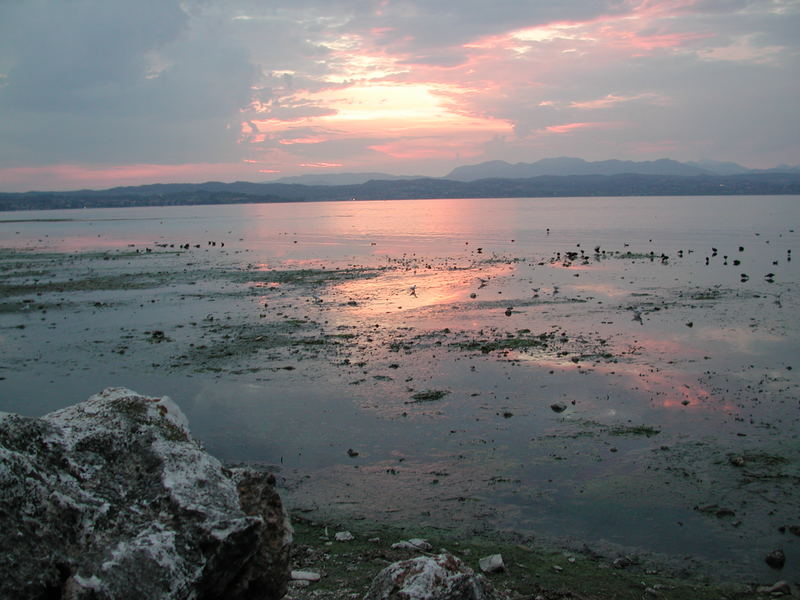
1, 208, 798, 594
285, 517, 783, 599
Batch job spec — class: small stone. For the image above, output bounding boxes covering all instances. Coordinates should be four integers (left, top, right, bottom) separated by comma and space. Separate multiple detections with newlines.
756, 581, 791, 596
478, 554, 505, 573
291, 570, 321, 582
612, 556, 633, 569
765, 549, 786, 569
550, 402, 566, 413
335, 531, 354, 542
391, 538, 433, 551
729, 454, 745, 467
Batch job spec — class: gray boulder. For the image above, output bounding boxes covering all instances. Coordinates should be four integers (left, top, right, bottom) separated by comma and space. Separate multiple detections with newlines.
0, 387, 292, 600
364, 553, 495, 600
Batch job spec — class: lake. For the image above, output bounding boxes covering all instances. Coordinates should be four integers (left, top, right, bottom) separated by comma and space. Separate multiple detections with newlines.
1, 195, 798, 580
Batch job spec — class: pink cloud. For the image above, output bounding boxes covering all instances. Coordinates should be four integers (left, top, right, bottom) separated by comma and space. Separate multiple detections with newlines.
0, 163, 270, 192
298, 162, 343, 168
569, 92, 668, 110
544, 121, 622, 134
278, 136, 327, 145
369, 132, 490, 160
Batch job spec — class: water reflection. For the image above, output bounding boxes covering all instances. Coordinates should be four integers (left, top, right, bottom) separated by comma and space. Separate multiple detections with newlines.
329, 262, 516, 317
3, 196, 798, 581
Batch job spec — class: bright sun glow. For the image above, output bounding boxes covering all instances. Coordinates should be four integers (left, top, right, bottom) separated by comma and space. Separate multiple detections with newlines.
315, 83, 460, 123
245, 80, 513, 159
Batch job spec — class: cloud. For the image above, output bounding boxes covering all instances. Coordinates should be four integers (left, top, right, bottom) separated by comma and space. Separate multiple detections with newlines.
569, 92, 670, 110
1, 0, 798, 190
0, 0, 257, 166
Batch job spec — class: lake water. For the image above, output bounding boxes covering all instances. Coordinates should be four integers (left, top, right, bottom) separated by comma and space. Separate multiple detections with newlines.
2, 195, 799, 580
4, 195, 797, 258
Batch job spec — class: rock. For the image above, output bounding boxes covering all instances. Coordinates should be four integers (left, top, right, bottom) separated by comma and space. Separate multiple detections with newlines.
729, 454, 746, 467
291, 570, 322, 582
478, 554, 505, 573
612, 556, 634, 569
756, 581, 792, 596
550, 402, 567, 413
0, 387, 292, 600
364, 553, 495, 600
335, 531, 355, 541
391, 538, 433, 551
766, 549, 786, 569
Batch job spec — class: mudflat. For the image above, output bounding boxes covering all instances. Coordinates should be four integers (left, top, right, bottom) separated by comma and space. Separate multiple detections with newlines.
1, 198, 798, 588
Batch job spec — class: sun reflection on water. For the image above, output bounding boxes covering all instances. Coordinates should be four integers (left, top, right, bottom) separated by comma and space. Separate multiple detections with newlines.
328, 262, 517, 317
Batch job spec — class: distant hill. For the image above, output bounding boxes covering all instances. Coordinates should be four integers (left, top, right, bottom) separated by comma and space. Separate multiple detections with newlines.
269, 172, 421, 185
447, 157, 800, 181
756, 164, 800, 174
446, 157, 714, 180
3, 172, 800, 212
685, 160, 750, 175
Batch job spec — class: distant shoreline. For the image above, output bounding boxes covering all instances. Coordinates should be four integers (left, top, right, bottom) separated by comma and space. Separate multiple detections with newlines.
2, 172, 800, 212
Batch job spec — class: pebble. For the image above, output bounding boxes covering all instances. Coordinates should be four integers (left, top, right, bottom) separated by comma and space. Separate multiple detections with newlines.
335, 531, 354, 542
478, 553, 505, 573
612, 556, 633, 569
729, 454, 746, 467
765, 549, 785, 569
391, 538, 432, 551
291, 570, 322, 582
756, 581, 791, 596
550, 402, 567, 413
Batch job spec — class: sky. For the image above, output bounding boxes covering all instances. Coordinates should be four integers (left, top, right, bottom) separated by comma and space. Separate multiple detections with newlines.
1, 0, 799, 192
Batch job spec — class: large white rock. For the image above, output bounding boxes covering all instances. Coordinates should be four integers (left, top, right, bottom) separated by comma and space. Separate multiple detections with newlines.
365, 553, 495, 600
0, 387, 293, 600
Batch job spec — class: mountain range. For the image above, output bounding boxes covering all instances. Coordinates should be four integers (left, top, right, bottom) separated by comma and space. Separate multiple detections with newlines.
3, 157, 800, 211
269, 157, 800, 185
3, 171, 800, 212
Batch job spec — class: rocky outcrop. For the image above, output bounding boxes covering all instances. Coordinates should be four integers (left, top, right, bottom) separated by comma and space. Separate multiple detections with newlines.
0, 387, 292, 600
364, 553, 495, 600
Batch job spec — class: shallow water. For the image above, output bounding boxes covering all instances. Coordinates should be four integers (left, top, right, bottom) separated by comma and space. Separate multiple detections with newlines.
1, 195, 799, 580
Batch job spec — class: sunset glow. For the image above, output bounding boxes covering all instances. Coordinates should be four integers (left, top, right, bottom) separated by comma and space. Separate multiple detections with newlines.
0, 0, 798, 190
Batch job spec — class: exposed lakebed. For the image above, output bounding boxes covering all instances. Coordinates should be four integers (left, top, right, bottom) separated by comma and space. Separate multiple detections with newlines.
1, 196, 798, 582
